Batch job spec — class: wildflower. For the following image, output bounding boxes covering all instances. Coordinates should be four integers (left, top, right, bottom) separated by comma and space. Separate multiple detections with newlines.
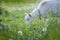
9, 39, 13, 40
18, 31, 23, 36
42, 27, 47, 32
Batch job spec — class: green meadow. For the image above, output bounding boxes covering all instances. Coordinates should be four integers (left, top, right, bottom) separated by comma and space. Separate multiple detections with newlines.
0, 0, 60, 40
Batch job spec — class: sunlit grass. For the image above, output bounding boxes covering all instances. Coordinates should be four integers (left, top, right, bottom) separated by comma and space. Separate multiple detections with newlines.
0, 1, 60, 40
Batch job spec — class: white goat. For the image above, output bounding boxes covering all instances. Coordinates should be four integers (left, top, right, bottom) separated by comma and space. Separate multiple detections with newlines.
25, 0, 60, 25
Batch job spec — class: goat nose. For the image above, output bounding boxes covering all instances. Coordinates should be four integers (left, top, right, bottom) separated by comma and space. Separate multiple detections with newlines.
26, 22, 30, 25
27, 19, 29, 21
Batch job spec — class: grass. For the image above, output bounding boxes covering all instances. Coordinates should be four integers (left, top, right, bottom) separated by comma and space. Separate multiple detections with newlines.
0, 1, 60, 40
2, 0, 41, 3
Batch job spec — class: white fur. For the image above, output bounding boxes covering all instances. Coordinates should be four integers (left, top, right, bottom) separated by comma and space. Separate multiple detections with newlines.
25, 0, 60, 25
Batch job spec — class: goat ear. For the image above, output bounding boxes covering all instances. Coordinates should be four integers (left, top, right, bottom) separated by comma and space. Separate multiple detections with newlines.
28, 13, 32, 17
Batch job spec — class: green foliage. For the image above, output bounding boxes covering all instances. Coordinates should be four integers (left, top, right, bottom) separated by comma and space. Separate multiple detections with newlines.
1, 0, 41, 3
0, 1, 60, 40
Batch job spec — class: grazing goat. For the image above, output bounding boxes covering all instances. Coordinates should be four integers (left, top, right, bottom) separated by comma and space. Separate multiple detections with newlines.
25, 0, 60, 25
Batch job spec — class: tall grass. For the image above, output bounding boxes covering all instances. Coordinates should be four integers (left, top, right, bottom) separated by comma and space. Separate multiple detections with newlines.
2, 0, 41, 3
0, 7, 60, 40
0, 0, 60, 40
